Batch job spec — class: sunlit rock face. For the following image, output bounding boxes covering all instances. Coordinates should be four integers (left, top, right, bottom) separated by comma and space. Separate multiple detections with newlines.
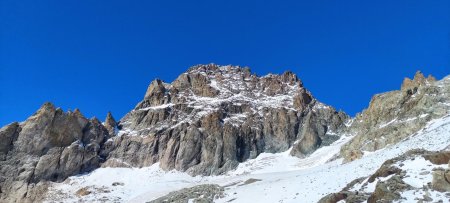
107, 64, 348, 175
341, 71, 450, 162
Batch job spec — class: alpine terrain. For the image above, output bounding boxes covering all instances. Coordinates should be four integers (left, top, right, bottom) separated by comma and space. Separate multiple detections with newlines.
1, 64, 449, 203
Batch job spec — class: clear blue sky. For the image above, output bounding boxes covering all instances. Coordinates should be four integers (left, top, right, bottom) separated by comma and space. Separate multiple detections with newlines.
1, 0, 449, 126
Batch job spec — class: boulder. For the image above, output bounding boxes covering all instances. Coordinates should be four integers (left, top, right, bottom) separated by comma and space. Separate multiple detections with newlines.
431, 169, 450, 192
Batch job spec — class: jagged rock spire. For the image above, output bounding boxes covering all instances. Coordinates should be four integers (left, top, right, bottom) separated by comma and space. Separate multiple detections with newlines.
144, 79, 166, 99
401, 70, 436, 93
104, 111, 117, 135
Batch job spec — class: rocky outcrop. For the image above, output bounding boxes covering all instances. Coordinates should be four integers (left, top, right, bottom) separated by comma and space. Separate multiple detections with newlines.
0, 103, 112, 202
149, 184, 224, 203
104, 64, 349, 175
401, 71, 436, 93
341, 72, 450, 162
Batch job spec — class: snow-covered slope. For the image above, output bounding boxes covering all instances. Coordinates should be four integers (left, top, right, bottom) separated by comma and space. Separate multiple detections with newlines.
44, 114, 450, 203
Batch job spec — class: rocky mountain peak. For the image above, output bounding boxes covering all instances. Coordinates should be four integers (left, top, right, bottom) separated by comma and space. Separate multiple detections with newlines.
36, 102, 56, 114
144, 79, 166, 99
110, 64, 348, 175
72, 108, 85, 117
413, 70, 426, 82
401, 70, 436, 93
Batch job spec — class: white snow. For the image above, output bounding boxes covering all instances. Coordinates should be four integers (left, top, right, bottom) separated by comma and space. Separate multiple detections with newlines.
45, 114, 450, 203
390, 157, 448, 202
378, 114, 430, 129
397, 158, 435, 188
378, 118, 398, 128
45, 164, 213, 203
138, 103, 174, 111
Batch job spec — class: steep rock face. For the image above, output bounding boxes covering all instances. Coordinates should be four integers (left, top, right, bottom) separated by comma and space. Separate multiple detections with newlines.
0, 103, 112, 202
105, 64, 349, 175
341, 71, 450, 162
104, 112, 118, 135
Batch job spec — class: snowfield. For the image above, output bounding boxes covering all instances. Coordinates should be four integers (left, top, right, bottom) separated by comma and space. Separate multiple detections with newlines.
45, 114, 450, 203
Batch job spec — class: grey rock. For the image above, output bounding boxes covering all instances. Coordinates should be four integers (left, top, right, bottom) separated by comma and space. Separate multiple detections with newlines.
148, 184, 224, 203
0, 102, 112, 202
367, 175, 413, 203
105, 64, 349, 175
0, 122, 20, 160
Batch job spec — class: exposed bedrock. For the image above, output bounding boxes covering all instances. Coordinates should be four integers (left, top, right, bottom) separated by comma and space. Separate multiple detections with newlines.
105, 64, 349, 175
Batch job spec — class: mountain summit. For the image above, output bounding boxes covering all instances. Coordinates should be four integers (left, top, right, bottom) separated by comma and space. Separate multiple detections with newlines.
109, 64, 348, 175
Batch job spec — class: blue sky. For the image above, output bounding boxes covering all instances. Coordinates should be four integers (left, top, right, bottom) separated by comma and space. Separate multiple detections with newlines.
1, 0, 449, 126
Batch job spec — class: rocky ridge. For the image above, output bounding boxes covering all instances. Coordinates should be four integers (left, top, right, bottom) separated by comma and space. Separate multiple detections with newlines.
341, 71, 450, 162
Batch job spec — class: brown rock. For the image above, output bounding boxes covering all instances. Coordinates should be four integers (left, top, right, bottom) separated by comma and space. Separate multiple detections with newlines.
293, 89, 313, 111
431, 169, 450, 192
423, 151, 450, 165
75, 187, 91, 196
317, 192, 348, 203
368, 176, 412, 203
